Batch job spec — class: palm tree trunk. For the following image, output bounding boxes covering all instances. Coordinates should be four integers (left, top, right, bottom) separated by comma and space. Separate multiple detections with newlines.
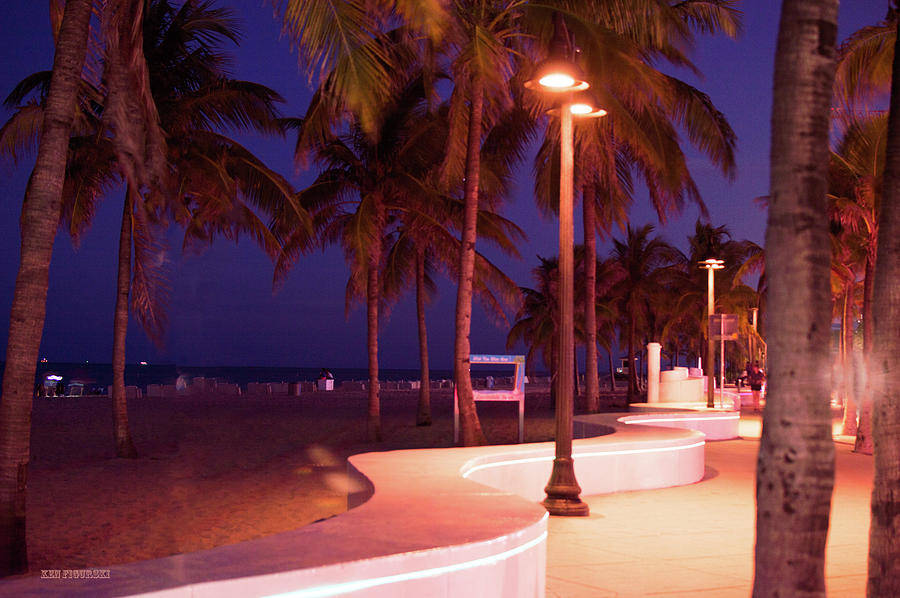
453, 71, 486, 446
366, 200, 383, 442
112, 190, 138, 458
608, 349, 615, 392
854, 255, 875, 454
415, 247, 432, 426
583, 188, 599, 412
0, 0, 92, 575
753, 1, 838, 594
840, 287, 857, 436
627, 316, 637, 402
867, 9, 900, 593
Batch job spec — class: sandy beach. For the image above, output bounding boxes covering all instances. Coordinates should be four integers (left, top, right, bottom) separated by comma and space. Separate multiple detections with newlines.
23, 385, 622, 575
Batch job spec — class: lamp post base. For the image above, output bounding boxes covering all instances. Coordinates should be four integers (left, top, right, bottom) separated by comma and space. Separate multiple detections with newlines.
542, 495, 590, 516
542, 457, 590, 516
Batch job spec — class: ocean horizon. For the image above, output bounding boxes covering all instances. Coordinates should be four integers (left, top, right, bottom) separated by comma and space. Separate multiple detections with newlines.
2, 361, 552, 391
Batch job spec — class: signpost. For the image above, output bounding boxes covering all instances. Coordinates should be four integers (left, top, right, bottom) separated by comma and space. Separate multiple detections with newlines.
710, 314, 738, 407
454, 355, 526, 443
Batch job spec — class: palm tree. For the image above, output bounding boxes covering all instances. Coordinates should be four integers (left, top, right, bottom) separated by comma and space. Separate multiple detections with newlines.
507, 256, 560, 397
867, 4, 900, 593
608, 225, 679, 402
441, 2, 533, 447
381, 216, 440, 426
272, 0, 448, 136
833, 9, 895, 114
271, 1, 742, 442
827, 112, 887, 454
0, 0, 93, 576
508, 249, 620, 406
594, 256, 624, 393
831, 7, 900, 460
661, 222, 762, 382
278, 74, 450, 441
752, 0, 838, 594
2, 0, 298, 458
530, 2, 740, 412
830, 254, 860, 437
382, 191, 523, 427
443, 0, 724, 442
272, 0, 506, 446
827, 140, 875, 438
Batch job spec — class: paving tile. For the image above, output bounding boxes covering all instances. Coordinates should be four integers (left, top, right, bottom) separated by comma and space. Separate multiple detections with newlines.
547, 431, 872, 596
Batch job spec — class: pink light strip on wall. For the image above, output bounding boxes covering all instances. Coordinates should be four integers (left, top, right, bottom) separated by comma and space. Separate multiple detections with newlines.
622, 415, 740, 424
462, 441, 705, 478
264, 524, 549, 598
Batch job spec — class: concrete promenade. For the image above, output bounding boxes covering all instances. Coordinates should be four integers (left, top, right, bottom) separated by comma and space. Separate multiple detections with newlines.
546, 415, 873, 597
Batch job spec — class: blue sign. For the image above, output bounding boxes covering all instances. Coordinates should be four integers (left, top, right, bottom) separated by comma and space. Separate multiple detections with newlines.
469, 354, 525, 392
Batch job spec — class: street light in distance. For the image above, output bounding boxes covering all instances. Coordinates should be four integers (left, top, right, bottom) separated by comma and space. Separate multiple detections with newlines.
699, 258, 724, 408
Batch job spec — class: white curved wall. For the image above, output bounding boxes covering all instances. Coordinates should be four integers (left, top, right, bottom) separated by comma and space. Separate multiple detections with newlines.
6, 418, 709, 597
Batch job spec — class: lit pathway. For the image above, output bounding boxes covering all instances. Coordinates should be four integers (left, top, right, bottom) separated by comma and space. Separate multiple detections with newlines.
545, 414, 872, 597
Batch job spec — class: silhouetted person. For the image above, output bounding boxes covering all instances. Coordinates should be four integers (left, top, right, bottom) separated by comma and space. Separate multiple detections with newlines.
748, 361, 766, 412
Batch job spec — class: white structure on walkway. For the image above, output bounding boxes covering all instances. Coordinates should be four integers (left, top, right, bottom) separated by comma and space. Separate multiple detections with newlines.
643, 341, 739, 410
645, 341, 705, 403
647, 342, 661, 403
659, 366, 706, 403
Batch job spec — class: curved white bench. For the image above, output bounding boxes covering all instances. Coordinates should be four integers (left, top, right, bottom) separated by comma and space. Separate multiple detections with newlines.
465, 420, 705, 500
6, 418, 706, 597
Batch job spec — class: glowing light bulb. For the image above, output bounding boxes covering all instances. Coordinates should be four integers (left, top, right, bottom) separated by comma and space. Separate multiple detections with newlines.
539, 73, 575, 88
570, 103, 593, 115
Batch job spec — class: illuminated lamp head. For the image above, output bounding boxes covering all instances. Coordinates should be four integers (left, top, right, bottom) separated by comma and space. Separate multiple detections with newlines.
524, 13, 589, 93
568, 92, 607, 118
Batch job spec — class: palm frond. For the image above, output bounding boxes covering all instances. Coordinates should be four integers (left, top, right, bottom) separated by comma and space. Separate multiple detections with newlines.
171, 79, 285, 135
275, 0, 404, 133
3, 71, 53, 108
129, 197, 170, 346
835, 21, 895, 108
660, 75, 737, 177
101, 0, 170, 199
671, 0, 742, 38
61, 135, 118, 242
0, 103, 44, 163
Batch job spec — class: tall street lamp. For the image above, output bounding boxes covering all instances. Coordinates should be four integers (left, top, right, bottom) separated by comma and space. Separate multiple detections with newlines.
526, 13, 604, 517
750, 306, 759, 361
699, 258, 724, 408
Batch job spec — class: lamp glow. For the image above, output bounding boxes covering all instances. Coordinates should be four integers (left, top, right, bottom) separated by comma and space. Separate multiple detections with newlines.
699, 258, 724, 270
540, 73, 576, 89
523, 13, 590, 94
569, 102, 593, 114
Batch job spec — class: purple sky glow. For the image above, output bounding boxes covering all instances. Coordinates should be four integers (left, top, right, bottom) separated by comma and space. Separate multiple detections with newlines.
0, 2, 889, 369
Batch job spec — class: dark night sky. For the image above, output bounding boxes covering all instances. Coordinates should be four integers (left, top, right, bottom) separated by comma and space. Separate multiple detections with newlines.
0, 2, 889, 369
